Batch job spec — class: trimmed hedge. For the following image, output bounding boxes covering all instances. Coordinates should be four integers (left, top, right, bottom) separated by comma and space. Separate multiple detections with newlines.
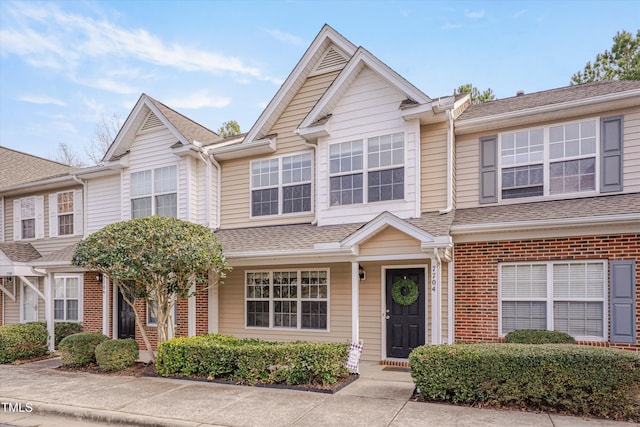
410, 344, 640, 421
54, 322, 83, 347
95, 339, 139, 372
0, 322, 49, 364
156, 334, 349, 385
59, 333, 109, 367
505, 329, 576, 344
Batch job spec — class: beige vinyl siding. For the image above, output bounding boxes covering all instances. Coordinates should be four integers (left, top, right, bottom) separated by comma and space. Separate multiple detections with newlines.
87, 174, 121, 234
218, 262, 351, 346
3, 278, 45, 324
359, 227, 422, 257
220, 71, 340, 228
420, 122, 448, 212
455, 106, 640, 209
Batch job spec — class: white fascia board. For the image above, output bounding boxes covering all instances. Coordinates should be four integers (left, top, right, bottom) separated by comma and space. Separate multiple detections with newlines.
455, 89, 640, 134
209, 137, 276, 161
74, 157, 128, 179
450, 213, 640, 235
340, 212, 437, 248
144, 98, 191, 147
225, 247, 355, 266
295, 124, 329, 142
0, 175, 77, 196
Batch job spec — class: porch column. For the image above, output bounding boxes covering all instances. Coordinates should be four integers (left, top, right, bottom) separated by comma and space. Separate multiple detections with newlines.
351, 261, 359, 343
431, 252, 442, 344
102, 277, 109, 336
45, 273, 55, 353
188, 283, 196, 337
208, 271, 219, 333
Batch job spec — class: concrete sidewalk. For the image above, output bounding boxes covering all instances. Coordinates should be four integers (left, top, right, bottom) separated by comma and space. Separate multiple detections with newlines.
0, 357, 633, 427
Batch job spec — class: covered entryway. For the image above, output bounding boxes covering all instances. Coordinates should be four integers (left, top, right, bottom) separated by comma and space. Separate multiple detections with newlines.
117, 289, 135, 339
385, 268, 425, 358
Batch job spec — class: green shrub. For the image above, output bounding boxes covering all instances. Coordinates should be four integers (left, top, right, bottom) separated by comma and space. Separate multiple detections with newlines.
59, 333, 109, 367
410, 344, 640, 421
0, 322, 49, 363
54, 322, 83, 347
156, 334, 349, 386
95, 339, 139, 372
505, 329, 576, 344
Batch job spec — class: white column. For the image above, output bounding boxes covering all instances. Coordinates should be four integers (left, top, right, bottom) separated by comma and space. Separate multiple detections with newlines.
102, 277, 109, 336
431, 255, 442, 344
188, 283, 196, 337
45, 273, 54, 353
208, 281, 219, 333
351, 261, 360, 343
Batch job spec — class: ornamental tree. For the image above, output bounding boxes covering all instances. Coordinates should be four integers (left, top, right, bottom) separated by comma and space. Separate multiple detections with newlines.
72, 216, 230, 360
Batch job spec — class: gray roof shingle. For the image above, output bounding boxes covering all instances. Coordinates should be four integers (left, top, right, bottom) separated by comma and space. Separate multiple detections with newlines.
0, 146, 73, 189
0, 243, 42, 262
34, 243, 79, 264
457, 80, 640, 121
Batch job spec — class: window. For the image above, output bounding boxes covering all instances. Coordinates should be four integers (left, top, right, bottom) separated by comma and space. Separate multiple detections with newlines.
329, 132, 404, 206
246, 269, 329, 330
21, 197, 36, 239
147, 299, 177, 326
130, 166, 177, 218
251, 153, 312, 217
57, 191, 74, 235
54, 276, 80, 322
500, 261, 606, 339
499, 119, 598, 200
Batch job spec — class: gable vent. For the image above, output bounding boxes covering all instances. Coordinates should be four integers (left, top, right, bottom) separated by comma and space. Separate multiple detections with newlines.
311, 46, 348, 76
141, 111, 163, 132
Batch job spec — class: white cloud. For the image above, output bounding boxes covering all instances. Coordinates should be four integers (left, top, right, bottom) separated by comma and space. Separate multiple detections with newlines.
465, 9, 485, 19
262, 28, 305, 46
166, 91, 231, 109
17, 95, 67, 106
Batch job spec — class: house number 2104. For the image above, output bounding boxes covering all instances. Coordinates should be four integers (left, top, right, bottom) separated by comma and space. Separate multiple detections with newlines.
431, 265, 437, 292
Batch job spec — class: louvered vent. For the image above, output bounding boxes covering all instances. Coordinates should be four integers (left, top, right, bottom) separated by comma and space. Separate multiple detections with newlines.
312, 46, 348, 75
141, 112, 163, 131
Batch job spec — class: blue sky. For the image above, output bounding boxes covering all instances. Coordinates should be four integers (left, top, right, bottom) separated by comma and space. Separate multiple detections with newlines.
1, 0, 638, 164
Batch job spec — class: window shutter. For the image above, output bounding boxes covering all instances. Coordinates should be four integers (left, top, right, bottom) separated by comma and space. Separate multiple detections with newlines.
13, 199, 21, 241
49, 194, 58, 238
600, 116, 623, 192
479, 135, 498, 203
35, 196, 45, 239
610, 261, 636, 343
74, 189, 83, 236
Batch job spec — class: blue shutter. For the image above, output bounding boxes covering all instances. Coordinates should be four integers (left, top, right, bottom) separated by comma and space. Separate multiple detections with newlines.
600, 116, 623, 192
610, 261, 636, 343
479, 135, 498, 204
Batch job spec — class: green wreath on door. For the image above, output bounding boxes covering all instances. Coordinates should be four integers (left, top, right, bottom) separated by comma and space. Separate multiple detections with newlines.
391, 278, 419, 306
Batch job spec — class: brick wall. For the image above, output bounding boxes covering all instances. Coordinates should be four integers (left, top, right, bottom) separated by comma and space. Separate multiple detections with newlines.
82, 272, 103, 333
454, 233, 640, 351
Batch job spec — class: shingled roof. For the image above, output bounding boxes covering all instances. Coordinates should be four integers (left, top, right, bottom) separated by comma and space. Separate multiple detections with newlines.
0, 243, 42, 262
457, 80, 640, 121
0, 146, 73, 189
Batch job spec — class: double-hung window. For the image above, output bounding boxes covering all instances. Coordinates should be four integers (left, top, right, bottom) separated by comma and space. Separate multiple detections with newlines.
246, 270, 329, 330
54, 276, 80, 322
130, 166, 177, 218
500, 129, 544, 199
548, 121, 596, 194
20, 197, 36, 239
251, 153, 312, 217
57, 191, 74, 235
329, 132, 404, 206
500, 261, 606, 339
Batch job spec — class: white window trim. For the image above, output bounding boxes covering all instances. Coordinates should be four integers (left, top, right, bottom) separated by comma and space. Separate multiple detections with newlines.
498, 260, 608, 341
244, 268, 330, 332
328, 131, 406, 208
16, 196, 37, 241
53, 274, 83, 323
146, 299, 177, 327
498, 117, 600, 202
130, 165, 178, 219
249, 151, 314, 219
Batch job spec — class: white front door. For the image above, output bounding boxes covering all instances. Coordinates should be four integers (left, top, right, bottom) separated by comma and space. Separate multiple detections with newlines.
22, 284, 38, 322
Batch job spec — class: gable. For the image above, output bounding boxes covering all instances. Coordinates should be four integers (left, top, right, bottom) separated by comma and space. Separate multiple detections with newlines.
359, 226, 422, 257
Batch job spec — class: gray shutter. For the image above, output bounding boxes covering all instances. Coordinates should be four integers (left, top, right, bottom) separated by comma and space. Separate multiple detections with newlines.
479, 135, 498, 204
600, 116, 623, 192
610, 260, 636, 343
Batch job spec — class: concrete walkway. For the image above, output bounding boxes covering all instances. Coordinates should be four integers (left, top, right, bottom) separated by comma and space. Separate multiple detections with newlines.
0, 358, 634, 427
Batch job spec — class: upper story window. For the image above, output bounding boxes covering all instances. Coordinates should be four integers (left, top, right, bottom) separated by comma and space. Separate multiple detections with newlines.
56, 191, 74, 235
20, 197, 36, 239
251, 152, 312, 217
499, 119, 597, 200
329, 132, 404, 206
130, 166, 177, 219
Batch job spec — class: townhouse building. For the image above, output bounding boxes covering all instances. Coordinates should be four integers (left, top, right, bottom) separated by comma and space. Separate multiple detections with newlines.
1, 25, 638, 361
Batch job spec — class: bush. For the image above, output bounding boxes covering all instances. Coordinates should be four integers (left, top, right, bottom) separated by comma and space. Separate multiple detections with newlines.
59, 333, 109, 367
95, 339, 138, 372
156, 334, 349, 386
0, 322, 49, 363
54, 322, 83, 347
505, 329, 576, 344
410, 344, 640, 421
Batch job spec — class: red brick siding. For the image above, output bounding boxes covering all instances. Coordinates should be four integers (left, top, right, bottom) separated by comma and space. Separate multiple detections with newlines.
454, 234, 640, 351
82, 272, 103, 334
196, 282, 208, 335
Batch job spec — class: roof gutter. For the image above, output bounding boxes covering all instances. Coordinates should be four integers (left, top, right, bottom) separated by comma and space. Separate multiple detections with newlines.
71, 175, 88, 239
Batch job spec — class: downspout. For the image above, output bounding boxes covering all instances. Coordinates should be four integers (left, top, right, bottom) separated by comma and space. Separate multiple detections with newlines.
197, 149, 212, 228
303, 140, 318, 225
208, 154, 222, 230
71, 175, 88, 238
439, 109, 454, 214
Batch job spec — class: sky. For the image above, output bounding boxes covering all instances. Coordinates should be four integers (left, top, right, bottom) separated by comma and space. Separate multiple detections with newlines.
1, 0, 638, 165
